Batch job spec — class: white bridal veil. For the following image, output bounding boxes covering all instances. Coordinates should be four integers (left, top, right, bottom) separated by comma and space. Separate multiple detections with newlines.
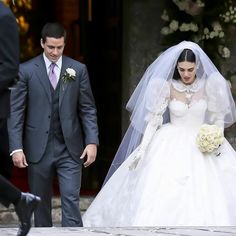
103, 41, 236, 184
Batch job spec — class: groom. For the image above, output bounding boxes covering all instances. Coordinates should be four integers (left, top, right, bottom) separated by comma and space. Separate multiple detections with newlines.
8, 22, 99, 227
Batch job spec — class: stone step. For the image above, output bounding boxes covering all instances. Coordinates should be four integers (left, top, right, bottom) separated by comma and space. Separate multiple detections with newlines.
0, 195, 94, 226
1, 227, 236, 236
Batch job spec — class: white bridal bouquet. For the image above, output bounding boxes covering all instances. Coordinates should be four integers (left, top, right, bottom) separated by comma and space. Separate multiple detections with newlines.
196, 124, 224, 155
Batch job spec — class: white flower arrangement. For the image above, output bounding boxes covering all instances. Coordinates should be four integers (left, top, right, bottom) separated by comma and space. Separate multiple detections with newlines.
62, 68, 76, 83
173, 0, 205, 15
196, 124, 224, 155
220, 5, 236, 23
218, 45, 231, 58
161, 0, 236, 60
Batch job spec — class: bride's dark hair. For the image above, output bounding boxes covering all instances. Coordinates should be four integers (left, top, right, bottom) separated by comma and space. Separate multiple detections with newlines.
173, 48, 196, 80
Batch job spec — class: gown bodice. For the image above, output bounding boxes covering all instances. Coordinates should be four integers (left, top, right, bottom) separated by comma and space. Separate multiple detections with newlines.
166, 77, 221, 130
169, 99, 207, 128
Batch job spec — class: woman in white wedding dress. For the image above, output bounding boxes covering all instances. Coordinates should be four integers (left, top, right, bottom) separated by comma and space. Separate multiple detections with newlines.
83, 41, 236, 226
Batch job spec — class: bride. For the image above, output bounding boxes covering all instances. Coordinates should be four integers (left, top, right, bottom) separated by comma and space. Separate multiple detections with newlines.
83, 41, 236, 226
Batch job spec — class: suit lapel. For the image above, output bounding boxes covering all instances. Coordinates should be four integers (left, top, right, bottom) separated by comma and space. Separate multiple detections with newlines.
59, 57, 72, 107
35, 55, 52, 103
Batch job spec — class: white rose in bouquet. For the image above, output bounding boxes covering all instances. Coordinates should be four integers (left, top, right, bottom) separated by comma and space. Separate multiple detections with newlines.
196, 124, 224, 155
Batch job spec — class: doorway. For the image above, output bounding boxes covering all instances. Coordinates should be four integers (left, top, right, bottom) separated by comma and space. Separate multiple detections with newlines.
9, 0, 123, 195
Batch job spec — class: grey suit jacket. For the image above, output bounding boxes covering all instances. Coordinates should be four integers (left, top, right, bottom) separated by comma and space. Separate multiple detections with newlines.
8, 54, 99, 163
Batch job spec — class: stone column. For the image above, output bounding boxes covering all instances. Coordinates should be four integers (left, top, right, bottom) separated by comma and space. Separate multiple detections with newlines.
121, 0, 165, 132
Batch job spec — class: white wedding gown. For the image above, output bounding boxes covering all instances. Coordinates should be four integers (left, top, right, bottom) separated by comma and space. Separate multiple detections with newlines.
83, 81, 236, 227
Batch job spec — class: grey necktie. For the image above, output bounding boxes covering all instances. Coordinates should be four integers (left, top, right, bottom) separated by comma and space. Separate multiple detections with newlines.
49, 63, 58, 89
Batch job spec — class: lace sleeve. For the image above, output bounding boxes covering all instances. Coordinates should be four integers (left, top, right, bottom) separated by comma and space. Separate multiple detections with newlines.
129, 82, 170, 170
144, 80, 170, 122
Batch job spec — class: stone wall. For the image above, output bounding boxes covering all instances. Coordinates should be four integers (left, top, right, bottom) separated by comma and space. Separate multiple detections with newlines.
121, 0, 165, 132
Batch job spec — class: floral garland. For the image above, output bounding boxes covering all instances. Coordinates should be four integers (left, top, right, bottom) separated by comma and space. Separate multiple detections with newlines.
160, 0, 236, 68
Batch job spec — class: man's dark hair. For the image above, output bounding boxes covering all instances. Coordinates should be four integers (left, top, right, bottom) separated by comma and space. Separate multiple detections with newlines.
41, 22, 67, 43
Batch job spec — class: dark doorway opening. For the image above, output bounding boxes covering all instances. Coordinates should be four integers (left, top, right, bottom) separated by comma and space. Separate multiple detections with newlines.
79, 0, 123, 192
9, 0, 123, 195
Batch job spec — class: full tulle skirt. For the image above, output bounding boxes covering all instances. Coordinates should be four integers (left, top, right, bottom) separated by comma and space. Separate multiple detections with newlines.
83, 123, 236, 226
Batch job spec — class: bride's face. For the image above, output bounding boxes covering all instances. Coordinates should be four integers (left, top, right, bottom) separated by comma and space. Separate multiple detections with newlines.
177, 61, 197, 85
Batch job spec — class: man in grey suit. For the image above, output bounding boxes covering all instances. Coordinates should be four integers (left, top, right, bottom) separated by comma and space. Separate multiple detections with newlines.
8, 22, 99, 227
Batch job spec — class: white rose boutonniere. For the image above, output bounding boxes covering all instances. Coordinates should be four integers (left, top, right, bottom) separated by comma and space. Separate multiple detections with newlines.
62, 68, 76, 83
196, 124, 224, 156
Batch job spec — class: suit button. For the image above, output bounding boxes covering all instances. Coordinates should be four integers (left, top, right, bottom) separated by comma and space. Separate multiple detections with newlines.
46, 131, 49, 134
48, 115, 51, 118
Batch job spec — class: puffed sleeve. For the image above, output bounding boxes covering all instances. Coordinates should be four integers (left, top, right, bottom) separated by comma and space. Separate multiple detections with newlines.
145, 79, 170, 124
205, 72, 232, 128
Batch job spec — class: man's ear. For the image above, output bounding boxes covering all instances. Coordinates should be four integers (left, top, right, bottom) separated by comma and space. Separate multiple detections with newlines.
40, 38, 44, 48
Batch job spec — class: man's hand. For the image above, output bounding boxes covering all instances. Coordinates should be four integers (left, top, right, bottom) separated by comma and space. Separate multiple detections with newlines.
12, 151, 28, 168
80, 144, 97, 168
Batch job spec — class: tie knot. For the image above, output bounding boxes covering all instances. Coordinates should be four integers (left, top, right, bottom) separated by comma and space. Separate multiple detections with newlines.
50, 63, 56, 71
